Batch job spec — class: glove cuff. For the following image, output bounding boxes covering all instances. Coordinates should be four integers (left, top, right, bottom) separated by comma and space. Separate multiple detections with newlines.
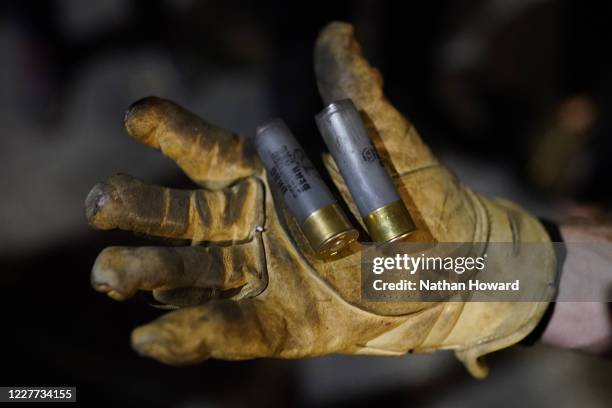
441, 195, 557, 378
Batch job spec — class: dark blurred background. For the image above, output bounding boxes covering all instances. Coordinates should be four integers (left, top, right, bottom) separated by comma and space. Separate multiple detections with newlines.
1, 0, 611, 406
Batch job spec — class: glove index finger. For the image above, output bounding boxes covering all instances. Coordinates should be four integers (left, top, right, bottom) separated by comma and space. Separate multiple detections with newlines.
314, 21, 437, 175
124, 96, 261, 188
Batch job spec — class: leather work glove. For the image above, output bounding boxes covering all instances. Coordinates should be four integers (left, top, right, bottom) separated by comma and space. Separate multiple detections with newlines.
85, 21, 556, 378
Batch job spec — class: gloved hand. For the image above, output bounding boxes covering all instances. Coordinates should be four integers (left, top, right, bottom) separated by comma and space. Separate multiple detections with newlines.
85, 21, 556, 378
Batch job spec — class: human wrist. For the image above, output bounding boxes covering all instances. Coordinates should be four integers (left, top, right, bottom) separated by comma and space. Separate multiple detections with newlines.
540, 223, 612, 353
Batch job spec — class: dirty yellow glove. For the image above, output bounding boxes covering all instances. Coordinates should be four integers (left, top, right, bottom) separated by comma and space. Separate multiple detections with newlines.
85, 22, 555, 378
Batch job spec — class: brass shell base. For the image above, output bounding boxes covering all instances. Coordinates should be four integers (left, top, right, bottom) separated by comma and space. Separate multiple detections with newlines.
363, 200, 416, 243
301, 204, 359, 258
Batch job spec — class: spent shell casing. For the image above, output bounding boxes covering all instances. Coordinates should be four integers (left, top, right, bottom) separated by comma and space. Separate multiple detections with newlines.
315, 99, 415, 243
255, 118, 358, 257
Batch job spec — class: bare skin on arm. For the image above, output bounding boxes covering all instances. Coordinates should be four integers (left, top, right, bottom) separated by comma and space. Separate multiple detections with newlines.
542, 222, 612, 354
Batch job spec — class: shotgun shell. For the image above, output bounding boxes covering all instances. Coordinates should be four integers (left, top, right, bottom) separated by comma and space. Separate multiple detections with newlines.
315, 99, 416, 243
255, 119, 358, 257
